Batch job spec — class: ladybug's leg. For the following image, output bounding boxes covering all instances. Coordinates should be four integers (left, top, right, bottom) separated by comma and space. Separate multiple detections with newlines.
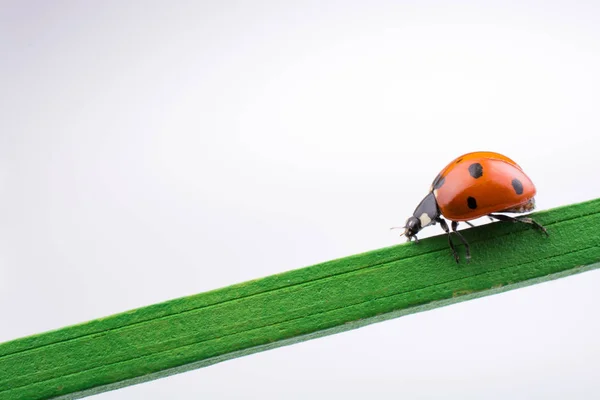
516, 217, 549, 236
451, 221, 471, 263
488, 214, 549, 236
464, 221, 475, 228
436, 218, 460, 263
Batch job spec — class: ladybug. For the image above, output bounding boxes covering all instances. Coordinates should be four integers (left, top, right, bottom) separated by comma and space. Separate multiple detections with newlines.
397, 151, 548, 263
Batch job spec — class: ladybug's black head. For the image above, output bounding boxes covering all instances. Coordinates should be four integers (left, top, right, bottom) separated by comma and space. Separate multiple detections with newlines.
394, 192, 440, 243
403, 216, 421, 240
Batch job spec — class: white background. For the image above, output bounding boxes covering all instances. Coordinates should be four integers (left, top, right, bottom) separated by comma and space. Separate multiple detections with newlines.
1, 1, 600, 399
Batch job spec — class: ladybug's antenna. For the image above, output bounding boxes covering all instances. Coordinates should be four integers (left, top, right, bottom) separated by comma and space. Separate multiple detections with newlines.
390, 226, 406, 237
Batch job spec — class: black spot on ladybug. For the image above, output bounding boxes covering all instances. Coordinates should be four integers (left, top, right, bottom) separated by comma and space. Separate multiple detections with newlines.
456, 158, 463, 164
512, 178, 524, 195
468, 163, 483, 179
467, 196, 477, 209
432, 174, 445, 190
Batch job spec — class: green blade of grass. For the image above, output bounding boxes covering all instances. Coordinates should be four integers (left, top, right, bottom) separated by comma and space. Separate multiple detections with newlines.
1, 198, 599, 400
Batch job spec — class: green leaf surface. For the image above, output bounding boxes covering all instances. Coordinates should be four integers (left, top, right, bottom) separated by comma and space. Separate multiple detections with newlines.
1, 198, 599, 400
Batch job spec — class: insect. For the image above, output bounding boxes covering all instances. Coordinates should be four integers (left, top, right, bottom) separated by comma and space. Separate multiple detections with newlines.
395, 151, 548, 263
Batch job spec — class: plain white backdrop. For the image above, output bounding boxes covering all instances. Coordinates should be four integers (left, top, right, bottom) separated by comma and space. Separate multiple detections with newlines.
1, 1, 600, 399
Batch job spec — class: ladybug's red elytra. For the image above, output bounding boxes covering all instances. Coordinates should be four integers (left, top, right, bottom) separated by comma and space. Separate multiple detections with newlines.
397, 151, 548, 263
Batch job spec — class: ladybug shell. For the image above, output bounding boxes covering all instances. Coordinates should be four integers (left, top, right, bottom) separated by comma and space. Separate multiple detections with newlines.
431, 151, 536, 221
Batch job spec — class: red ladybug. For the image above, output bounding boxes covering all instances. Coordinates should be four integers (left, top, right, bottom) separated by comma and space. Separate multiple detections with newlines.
397, 151, 548, 263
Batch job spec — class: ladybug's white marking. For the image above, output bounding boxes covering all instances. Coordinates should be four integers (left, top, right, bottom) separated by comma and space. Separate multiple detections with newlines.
419, 213, 432, 227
